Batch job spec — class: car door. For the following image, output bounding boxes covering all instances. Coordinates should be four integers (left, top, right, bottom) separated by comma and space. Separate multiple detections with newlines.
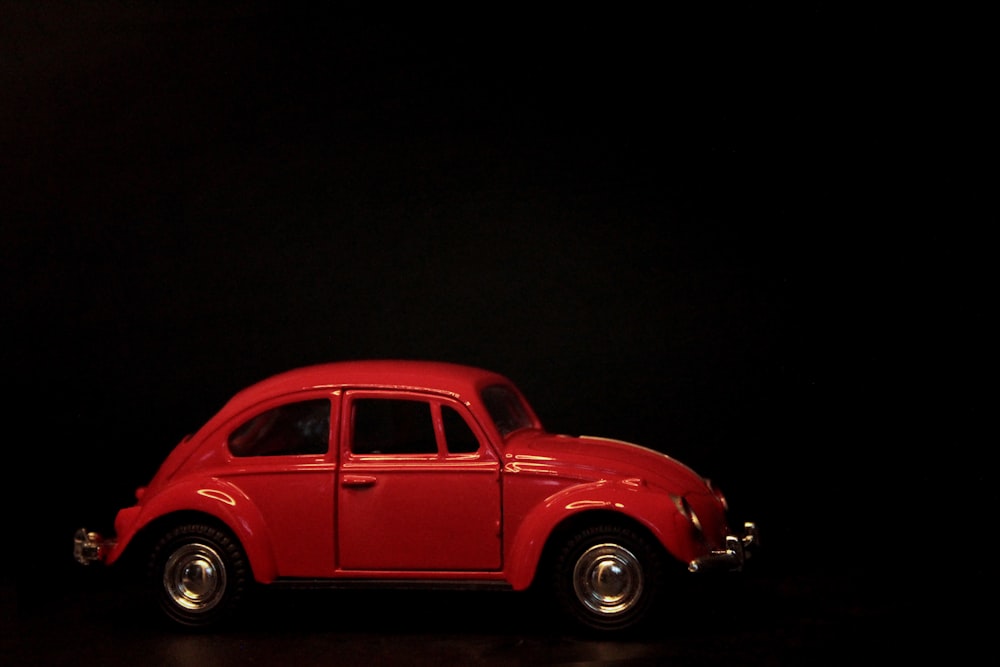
336, 390, 502, 571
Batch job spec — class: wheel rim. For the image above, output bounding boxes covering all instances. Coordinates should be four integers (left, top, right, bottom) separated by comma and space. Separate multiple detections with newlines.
163, 542, 228, 612
572, 542, 644, 616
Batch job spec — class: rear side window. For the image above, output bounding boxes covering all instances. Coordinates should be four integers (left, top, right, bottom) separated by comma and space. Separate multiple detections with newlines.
229, 399, 330, 457
351, 398, 437, 455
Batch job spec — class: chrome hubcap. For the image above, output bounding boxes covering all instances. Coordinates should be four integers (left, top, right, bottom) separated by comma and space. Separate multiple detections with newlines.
573, 543, 643, 615
163, 543, 227, 612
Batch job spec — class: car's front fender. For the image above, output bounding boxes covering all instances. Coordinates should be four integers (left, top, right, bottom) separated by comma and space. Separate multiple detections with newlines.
504, 478, 690, 590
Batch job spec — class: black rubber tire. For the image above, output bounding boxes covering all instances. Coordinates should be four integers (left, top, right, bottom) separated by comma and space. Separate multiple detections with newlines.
552, 523, 664, 634
148, 523, 250, 629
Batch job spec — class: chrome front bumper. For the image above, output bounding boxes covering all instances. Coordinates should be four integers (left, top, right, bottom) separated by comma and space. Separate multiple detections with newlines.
73, 527, 115, 565
687, 521, 758, 573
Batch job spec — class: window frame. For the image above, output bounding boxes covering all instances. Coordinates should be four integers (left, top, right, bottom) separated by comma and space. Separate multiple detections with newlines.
223, 392, 336, 461
342, 389, 497, 462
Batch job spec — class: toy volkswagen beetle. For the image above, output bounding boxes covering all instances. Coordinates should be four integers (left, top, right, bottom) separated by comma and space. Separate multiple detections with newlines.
74, 360, 757, 633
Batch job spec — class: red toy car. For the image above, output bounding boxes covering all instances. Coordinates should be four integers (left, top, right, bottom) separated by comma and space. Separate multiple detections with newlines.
74, 360, 757, 633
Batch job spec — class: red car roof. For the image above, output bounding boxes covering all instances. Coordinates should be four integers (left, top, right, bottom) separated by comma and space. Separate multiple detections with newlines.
230, 359, 513, 406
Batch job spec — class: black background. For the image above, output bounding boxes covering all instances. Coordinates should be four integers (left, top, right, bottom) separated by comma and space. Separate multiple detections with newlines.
3, 2, 988, 664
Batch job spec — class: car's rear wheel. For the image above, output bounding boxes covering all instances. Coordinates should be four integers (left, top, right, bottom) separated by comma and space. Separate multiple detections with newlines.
148, 523, 249, 629
553, 523, 663, 633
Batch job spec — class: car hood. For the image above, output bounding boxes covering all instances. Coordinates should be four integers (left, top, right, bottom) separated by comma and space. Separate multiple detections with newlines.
503, 430, 709, 494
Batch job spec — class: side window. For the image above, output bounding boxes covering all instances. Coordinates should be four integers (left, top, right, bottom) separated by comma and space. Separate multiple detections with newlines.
442, 405, 479, 453
351, 398, 436, 455
229, 399, 330, 457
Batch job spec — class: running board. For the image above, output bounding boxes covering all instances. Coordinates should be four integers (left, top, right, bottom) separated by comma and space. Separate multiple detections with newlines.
271, 578, 514, 592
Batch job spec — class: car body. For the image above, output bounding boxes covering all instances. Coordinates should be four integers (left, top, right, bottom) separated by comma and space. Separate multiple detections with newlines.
74, 360, 757, 633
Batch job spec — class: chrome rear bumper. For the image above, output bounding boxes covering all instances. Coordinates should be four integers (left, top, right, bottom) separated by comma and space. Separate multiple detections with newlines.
73, 527, 115, 565
687, 521, 758, 573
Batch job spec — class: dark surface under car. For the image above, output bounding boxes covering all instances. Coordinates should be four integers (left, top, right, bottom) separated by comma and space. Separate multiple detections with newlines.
6, 559, 965, 666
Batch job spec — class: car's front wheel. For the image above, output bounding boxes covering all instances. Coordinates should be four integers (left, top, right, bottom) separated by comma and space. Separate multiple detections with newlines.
148, 523, 249, 629
553, 523, 664, 634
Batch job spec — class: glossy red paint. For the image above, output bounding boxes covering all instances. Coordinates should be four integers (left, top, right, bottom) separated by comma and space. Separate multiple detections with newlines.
75, 360, 756, 632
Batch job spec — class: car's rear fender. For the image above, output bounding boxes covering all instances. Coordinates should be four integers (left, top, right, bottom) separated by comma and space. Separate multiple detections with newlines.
111, 478, 279, 583
504, 479, 689, 590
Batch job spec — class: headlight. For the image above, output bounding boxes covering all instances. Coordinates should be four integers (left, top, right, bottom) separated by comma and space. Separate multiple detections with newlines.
671, 494, 703, 532
706, 478, 728, 511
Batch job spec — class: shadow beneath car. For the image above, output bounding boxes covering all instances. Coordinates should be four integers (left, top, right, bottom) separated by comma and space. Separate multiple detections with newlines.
93, 568, 770, 640
13, 565, 953, 667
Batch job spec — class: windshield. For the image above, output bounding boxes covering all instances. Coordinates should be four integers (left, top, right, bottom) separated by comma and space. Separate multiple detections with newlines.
481, 384, 534, 437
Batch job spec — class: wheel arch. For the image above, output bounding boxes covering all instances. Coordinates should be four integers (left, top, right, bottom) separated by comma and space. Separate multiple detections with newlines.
535, 510, 671, 586
507, 482, 680, 590
117, 487, 280, 584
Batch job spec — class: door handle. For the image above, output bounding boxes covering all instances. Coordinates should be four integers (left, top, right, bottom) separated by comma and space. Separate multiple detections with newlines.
341, 475, 377, 488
